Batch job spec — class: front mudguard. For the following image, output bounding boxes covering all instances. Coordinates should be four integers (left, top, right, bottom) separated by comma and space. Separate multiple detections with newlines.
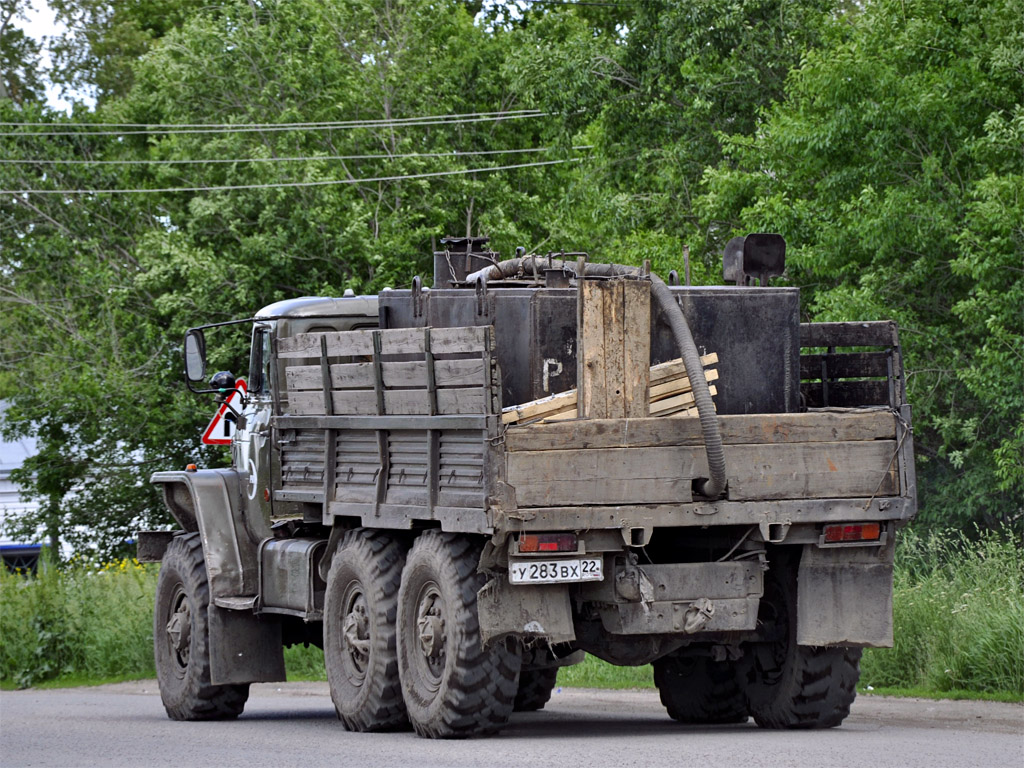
150, 469, 284, 685
150, 469, 264, 600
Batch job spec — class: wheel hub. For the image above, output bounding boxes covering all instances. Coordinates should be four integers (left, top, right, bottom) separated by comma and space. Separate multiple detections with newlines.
416, 588, 446, 668
166, 591, 191, 667
342, 593, 371, 674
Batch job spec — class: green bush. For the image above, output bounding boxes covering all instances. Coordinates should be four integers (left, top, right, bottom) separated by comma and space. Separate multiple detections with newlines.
861, 527, 1024, 695
0, 557, 157, 688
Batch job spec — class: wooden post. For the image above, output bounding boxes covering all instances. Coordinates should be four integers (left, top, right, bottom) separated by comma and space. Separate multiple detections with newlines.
577, 278, 650, 419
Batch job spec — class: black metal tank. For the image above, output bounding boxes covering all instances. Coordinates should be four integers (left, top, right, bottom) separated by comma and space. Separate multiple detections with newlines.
379, 279, 799, 415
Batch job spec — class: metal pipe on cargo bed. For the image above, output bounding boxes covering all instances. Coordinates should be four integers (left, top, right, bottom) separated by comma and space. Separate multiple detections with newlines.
466, 257, 727, 498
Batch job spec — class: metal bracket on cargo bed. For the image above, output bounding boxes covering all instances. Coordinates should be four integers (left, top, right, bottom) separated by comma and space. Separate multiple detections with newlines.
759, 520, 790, 543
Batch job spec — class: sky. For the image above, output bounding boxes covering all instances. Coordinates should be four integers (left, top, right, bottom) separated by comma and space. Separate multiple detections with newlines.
14, 0, 77, 111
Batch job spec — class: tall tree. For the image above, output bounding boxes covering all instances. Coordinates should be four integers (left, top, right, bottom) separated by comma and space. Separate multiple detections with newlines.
1, 0, 43, 104
1, 0, 579, 558
698, 0, 1024, 527
505, 0, 836, 272
46, 0, 209, 103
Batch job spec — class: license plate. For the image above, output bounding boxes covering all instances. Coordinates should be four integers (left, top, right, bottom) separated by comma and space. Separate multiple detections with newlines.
508, 557, 604, 585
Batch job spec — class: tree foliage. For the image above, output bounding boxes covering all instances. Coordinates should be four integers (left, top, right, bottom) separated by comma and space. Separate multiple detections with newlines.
1, 0, 43, 104
0, 0, 1020, 557
697, 0, 1023, 525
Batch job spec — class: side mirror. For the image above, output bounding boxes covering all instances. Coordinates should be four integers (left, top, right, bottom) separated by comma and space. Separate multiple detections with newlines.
184, 330, 207, 382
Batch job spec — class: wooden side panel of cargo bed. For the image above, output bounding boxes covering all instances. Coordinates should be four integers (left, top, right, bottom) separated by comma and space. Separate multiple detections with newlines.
505, 411, 899, 507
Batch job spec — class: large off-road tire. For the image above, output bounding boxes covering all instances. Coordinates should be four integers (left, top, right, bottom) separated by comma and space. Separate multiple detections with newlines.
653, 651, 748, 724
514, 667, 559, 712
154, 533, 249, 720
397, 531, 521, 738
324, 528, 408, 732
743, 560, 861, 729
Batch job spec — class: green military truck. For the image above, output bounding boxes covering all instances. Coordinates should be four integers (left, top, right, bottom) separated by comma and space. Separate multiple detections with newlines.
139, 234, 916, 738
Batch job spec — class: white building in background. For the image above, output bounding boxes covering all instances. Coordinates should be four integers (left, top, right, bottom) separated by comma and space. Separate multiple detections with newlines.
0, 425, 43, 572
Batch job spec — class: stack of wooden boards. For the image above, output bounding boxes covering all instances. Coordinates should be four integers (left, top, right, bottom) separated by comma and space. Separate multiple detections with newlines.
502, 353, 719, 425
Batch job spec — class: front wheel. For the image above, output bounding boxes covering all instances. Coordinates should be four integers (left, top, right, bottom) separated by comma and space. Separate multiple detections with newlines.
397, 531, 521, 738
154, 534, 249, 720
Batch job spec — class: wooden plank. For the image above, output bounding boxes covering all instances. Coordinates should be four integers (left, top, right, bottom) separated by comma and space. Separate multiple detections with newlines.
278, 326, 489, 360
800, 351, 890, 380
579, 280, 608, 418
385, 359, 487, 388
288, 388, 490, 416
725, 441, 898, 501
800, 321, 897, 348
507, 440, 898, 507
377, 326, 489, 355
650, 385, 717, 416
603, 280, 627, 419
650, 368, 719, 401
802, 380, 891, 408
287, 363, 372, 391
502, 369, 717, 424
501, 388, 577, 424
503, 410, 899, 452
502, 355, 718, 424
649, 354, 718, 385
286, 359, 487, 392
623, 279, 650, 418
667, 407, 699, 419
278, 330, 374, 359
508, 446, 696, 506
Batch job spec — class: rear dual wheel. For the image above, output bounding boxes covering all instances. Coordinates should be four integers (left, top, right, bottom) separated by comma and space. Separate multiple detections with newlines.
397, 531, 521, 738
653, 651, 748, 724
514, 667, 559, 712
743, 562, 861, 729
324, 529, 408, 732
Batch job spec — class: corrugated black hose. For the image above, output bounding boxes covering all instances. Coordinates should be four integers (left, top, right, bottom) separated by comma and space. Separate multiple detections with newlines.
467, 257, 726, 498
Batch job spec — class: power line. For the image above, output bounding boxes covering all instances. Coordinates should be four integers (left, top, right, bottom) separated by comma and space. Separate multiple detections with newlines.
0, 108, 545, 130
1, 157, 582, 195
0, 145, 591, 166
519, 0, 636, 6
0, 111, 552, 138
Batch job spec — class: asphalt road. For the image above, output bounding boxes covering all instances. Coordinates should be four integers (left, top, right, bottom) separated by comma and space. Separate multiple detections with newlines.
2, 681, 1021, 768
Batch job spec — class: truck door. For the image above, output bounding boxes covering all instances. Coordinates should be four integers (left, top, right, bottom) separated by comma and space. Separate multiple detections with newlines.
238, 323, 275, 528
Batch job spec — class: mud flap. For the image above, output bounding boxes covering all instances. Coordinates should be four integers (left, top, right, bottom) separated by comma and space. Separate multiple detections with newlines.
477, 576, 576, 648
796, 541, 894, 647
208, 605, 287, 685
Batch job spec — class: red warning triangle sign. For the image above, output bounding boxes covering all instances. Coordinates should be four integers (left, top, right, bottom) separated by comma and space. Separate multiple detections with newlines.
202, 379, 247, 445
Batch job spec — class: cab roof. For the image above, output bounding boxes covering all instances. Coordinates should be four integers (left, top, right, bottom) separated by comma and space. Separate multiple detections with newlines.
255, 294, 378, 319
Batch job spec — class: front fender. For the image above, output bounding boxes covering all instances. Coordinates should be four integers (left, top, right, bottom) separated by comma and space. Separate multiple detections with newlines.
150, 469, 260, 599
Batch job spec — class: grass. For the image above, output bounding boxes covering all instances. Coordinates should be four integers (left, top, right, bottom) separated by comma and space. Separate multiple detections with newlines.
857, 526, 1023, 697
0, 556, 157, 689
2, 527, 1021, 700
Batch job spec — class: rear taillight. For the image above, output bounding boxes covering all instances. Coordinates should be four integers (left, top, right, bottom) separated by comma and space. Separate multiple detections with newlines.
518, 533, 578, 553
822, 523, 882, 544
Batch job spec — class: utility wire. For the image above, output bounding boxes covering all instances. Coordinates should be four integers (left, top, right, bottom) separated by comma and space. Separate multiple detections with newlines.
518, 0, 637, 6
0, 145, 592, 166
0, 108, 545, 130
0, 112, 552, 138
1, 157, 581, 195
